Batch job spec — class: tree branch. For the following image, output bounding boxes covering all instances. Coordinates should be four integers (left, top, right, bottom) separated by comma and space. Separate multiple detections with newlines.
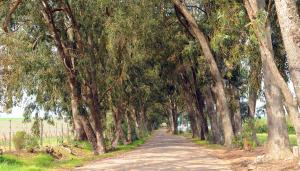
2, 0, 22, 33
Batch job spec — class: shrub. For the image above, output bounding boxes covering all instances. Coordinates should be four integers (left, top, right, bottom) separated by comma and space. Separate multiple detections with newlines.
287, 121, 295, 134
255, 119, 268, 133
13, 131, 27, 151
25, 135, 40, 153
233, 119, 257, 149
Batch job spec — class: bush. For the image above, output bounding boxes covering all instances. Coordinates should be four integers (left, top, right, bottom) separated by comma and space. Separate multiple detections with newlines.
25, 135, 40, 153
255, 119, 268, 133
233, 119, 257, 149
287, 121, 296, 134
13, 131, 27, 151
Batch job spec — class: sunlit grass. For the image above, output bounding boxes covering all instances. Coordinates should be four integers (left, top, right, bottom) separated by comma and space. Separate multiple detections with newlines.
0, 136, 150, 171
257, 133, 297, 146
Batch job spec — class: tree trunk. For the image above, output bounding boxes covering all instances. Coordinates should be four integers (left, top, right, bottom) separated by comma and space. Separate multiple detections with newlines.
264, 73, 291, 159
172, 104, 179, 135
125, 112, 132, 144
84, 85, 106, 154
204, 87, 223, 144
130, 107, 141, 139
140, 105, 149, 135
181, 75, 201, 138
172, 0, 234, 147
112, 106, 126, 148
68, 76, 100, 154
274, 0, 300, 107
228, 85, 242, 136
248, 86, 259, 145
194, 88, 209, 140
273, 0, 300, 146
244, 0, 293, 159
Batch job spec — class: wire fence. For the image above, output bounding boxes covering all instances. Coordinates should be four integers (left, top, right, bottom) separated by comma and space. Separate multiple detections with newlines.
0, 119, 71, 152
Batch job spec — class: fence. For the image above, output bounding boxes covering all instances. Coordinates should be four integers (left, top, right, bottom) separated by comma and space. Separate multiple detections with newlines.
0, 118, 71, 151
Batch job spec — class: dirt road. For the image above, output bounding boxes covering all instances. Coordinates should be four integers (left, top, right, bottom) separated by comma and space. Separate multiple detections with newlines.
75, 128, 232, 171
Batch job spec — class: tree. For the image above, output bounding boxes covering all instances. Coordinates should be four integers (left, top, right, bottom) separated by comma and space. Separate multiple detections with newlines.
171, 0, 234, 147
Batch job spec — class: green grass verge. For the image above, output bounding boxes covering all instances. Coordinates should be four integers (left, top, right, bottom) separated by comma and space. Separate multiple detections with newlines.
257, 133, 297, 146
0, 137, 149, 171
180, 132, 222, 149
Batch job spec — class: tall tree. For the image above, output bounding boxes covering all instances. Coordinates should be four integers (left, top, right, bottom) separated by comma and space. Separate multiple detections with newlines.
171, 0, 234, 147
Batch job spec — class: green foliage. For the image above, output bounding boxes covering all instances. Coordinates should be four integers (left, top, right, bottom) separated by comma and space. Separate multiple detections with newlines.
257, 133, 297, 146
25, 135, 40, 152
233, 119, 257, 149
255, 118, 295, 134
13, 131, 27, 151
255, 119, 268, 133
31, 119, 40, 137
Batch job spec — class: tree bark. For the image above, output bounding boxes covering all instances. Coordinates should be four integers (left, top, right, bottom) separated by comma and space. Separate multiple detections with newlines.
248, 86, 259, 145
125, 111, 132, 144
274, 0, 300, 107
68, 76, 100, 154
181, 73, 201, 138
172, 0, 234, 147
130, 107, 141, 139
204, 87, 223, 144
244, 0, 293, 159
112, 106, 126, 148
228, 85, 242, 136
194, 88, 209, 140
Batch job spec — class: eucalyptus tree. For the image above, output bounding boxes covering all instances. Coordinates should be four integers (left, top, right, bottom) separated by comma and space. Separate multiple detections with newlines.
1, 0, 119, 154
274, 0, 300, 107
243, 0, 298, 159
171, 0, 236, 147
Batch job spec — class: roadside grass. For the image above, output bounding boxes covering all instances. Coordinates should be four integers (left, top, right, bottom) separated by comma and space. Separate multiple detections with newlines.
257, 133, 297, 146
0, 137, 149, 171
181, 132, 297, 148
179, 132, 222, 149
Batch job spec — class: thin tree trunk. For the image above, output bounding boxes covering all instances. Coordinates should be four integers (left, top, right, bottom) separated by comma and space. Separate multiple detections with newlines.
130, 107, 141, 139
248, 86, 259, 145
172, 0, 234, 147
125, 111, 132, 144
112, 106, 126, 148
172, 103, 179, 135
181, 74, 201, 138
168, 109, 175, 133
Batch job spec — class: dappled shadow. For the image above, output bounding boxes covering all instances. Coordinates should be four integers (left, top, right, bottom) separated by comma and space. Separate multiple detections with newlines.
75, 129, 231, 171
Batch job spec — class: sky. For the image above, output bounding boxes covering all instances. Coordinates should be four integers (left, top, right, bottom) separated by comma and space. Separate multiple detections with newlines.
0, 106, 24, 118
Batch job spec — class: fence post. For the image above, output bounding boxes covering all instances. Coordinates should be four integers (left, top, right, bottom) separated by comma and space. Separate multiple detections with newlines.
61, 123, 64, 143
9, 119, 11, 151
56, 123, 58, 145
40, 119, 43, 147
67, 123, 69, 139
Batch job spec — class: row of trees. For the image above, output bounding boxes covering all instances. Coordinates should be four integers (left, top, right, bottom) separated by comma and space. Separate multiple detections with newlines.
0, 0, 300, 161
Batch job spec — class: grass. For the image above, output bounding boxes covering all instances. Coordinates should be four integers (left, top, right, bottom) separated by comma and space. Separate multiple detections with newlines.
0, 137, 149, 171
180, 132, 222, 149
257, 133, 297, 146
